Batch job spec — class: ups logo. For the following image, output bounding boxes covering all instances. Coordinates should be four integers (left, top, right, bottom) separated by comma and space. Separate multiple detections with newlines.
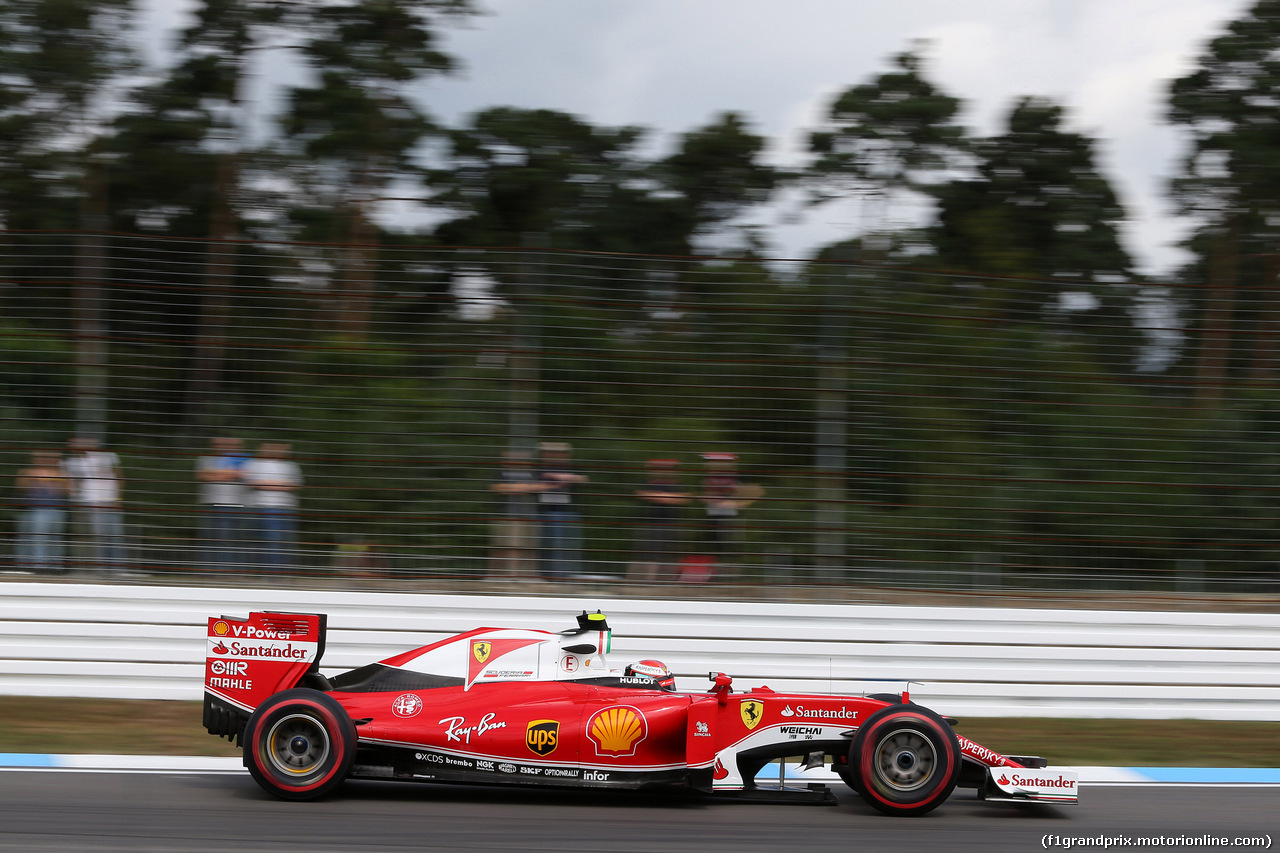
526, 719, 560, 756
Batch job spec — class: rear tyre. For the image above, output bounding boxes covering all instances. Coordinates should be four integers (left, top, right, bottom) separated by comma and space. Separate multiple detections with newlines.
849, 704, 961, 816
243, 688, 356, 801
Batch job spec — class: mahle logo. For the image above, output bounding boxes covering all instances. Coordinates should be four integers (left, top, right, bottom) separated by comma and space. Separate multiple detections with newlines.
526, 720, 560, 756
472, 641, 492, 664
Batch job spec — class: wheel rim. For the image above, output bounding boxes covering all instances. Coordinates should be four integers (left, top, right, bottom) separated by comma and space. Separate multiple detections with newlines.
871, 727, 936, 792
265, 713, 331, 777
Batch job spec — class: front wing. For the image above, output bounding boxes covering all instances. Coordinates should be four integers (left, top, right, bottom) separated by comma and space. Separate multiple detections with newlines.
983, 766, 1080, 804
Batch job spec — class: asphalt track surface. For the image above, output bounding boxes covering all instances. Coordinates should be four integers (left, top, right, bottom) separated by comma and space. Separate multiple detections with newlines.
0, 771, 1276, 853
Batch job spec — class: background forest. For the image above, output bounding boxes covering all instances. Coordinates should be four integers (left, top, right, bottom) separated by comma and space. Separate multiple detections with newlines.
4, 0, 1280, 592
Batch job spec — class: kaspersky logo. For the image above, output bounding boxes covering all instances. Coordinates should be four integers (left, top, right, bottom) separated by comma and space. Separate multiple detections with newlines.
472, 641, 492, 665
740, 699, 763, 730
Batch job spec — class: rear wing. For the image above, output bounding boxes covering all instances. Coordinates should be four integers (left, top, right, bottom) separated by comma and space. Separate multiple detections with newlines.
203, 611, 327, 744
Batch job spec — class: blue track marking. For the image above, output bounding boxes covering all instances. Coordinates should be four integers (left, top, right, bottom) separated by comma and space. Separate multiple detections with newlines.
1132, 767, 1280, 784
0, 754, 56, 767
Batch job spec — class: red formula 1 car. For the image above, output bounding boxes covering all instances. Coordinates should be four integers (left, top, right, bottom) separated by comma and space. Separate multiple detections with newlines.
203, 610, 1078, 816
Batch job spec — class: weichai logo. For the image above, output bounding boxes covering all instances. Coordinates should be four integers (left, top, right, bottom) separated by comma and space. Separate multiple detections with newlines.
526, 720, 560, 756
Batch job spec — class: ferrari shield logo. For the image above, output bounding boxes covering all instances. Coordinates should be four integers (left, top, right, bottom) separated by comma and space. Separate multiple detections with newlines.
740, 699, 764, 730
472, 641, 492, 665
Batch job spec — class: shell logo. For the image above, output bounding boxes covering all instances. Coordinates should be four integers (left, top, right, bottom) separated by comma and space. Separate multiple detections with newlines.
212, 621, 230, 637
586, 705, 648, 757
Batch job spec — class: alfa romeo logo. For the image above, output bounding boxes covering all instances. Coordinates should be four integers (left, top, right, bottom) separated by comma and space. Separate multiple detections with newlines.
472, 641, 492, 664
391, 693, 423, 718
740, 699, 763, 730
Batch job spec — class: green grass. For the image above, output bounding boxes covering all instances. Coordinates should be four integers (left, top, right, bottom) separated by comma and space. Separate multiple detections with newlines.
0, 698, 1277, 767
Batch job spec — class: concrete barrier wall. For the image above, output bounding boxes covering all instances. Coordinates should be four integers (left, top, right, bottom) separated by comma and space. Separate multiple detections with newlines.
2, 582, 1278, 720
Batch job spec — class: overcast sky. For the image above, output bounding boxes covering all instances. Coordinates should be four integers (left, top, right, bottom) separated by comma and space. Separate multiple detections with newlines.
146, 0, 1254, 276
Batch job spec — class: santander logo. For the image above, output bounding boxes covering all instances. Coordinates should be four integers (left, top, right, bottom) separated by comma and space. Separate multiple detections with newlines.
996, 771, 1077, 789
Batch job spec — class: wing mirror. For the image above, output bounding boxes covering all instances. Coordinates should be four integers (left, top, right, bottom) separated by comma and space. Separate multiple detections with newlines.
708, 672, 733, 704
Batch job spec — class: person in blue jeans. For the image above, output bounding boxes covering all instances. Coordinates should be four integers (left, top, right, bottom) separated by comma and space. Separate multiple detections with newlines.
241, 442, 303, 569
15, 450, 70, 574
536, 442, 588, 580
196, 436, 248, 571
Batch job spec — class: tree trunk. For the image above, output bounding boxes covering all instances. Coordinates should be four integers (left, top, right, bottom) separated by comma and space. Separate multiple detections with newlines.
1248, 253, 1280, 384
188, 154, 239, 432
1193, 232, 1238, 408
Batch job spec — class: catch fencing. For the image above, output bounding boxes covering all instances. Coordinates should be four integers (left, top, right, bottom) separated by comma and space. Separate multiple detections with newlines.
4, 232, 1280, 596
1, 581, 1278, 720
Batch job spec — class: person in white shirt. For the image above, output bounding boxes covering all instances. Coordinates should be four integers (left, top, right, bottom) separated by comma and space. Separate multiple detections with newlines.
63, 436, 125, 572
241, 442, 303, 568
196, 436, 248, 570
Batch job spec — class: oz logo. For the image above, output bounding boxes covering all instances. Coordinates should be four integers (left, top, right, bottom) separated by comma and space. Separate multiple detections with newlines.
391, 693, 423, 718
526, 720, 560, 756
740, 699, 763, 730
472, 641, 492, 664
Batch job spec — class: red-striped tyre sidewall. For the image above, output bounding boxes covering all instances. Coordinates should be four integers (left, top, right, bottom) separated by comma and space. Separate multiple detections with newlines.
243, 689, 356, 801
851, 706, 961, 817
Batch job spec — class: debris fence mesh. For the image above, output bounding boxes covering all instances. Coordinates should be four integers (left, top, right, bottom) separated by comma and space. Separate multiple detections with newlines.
2, 230, 1277, 600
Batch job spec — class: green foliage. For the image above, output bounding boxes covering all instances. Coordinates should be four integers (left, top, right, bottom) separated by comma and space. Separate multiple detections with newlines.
0, 0, 136, 229
806, 46, 967, 219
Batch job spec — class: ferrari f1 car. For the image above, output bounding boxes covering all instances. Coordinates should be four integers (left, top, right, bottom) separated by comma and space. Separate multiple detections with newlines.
203, 610, 1078, 816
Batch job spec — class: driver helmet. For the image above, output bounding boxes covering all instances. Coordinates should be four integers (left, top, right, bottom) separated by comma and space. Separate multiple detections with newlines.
626, 659, 675, 691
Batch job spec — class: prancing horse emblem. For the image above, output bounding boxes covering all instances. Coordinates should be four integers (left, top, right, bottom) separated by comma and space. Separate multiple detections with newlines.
740, 699, 764, 730
472, 641, 492, 664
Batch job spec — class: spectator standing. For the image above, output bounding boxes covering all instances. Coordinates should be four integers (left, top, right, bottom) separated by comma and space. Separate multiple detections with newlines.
15, 450, 69, 574
488, 450, 542, 578
242, 442, 303, 569
536, 442, 588, 580
196, 437, 248, 570
63, 436, 125, 572
687, 452, 764, 582
628, 458, 690, 583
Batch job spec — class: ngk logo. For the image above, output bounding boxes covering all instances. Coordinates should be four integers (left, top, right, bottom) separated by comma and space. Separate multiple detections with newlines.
210, 660, 247, 676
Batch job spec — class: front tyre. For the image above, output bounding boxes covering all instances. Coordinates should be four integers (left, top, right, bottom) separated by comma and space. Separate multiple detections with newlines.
243, 688, 356, 801
849, 704, 961, 816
